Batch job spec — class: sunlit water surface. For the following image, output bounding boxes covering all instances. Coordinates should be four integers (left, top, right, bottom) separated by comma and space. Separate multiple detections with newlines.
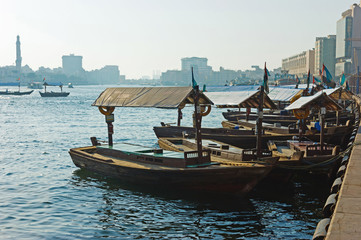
0, 85, 329, 239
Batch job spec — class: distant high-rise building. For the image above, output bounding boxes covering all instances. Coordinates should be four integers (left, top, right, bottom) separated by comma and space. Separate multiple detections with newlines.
315, 35, 336, 78
62, 54, 83, 75
282, 49, 315, 77
181, 57, 213, 84
335, 2, 361, 79
15, 35, 22, 73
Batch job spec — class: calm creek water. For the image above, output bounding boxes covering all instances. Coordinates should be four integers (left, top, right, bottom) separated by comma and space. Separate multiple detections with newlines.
0, 85, 330, 239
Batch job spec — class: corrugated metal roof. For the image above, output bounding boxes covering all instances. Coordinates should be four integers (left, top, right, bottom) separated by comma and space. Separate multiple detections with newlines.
285, 91, 342, 111
267, 88, 303, 102
204, 90, 277, 109
92, 87, 213, 109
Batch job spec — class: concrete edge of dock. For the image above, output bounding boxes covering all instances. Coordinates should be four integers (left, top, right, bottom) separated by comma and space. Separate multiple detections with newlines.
313, 100, 361, 240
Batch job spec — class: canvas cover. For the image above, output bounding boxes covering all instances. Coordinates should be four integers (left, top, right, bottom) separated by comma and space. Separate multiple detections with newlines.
285, 91, 342, 111
43, 82, 63, 86
92, 87, 213, 109
204, 90, 277, 109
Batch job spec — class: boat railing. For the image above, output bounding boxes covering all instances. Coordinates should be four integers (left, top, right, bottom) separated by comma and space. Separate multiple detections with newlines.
306, 144, 340, 156
184, 149, 211, 165
242, 148, 272, 161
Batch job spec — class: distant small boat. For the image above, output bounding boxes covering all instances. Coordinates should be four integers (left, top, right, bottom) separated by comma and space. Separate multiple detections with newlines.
28, 82, 43, 89
39, 91, 70, 97
0, 81, 33, 95
68, 83, 74, 88
0, 89, 34, 95
39, 81, 70, 97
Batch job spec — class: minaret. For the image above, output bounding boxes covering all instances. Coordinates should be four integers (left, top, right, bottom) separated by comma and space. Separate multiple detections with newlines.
16, 35, 22, 73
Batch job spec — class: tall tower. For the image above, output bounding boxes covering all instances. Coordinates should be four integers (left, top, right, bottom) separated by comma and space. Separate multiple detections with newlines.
15, 35, 22, 73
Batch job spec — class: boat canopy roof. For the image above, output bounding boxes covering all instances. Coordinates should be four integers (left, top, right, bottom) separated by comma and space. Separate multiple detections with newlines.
43, 81, 63, 87
92, 87, 213, 109
285, 91, 342, 111
321, 87, 354, 101
204, 90, 277, 109
267, 88, 303, 102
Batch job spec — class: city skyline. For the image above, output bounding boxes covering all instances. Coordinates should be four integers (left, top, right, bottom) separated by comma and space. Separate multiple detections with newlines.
0, 0, 358, 79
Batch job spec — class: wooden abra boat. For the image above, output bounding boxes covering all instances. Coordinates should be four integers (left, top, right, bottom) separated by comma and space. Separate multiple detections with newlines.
70, 140, 276, 194
40, 81, 69, 97
69, 84, 277, 195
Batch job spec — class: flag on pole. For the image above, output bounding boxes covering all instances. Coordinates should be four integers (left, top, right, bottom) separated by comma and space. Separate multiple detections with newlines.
313, 76, 321, 85
340, 72, 350, 90
321, 64, 336, 88
43, 77, 46, 82
340, 72, 346, 86
263, 62, 270, 93
17, 77, 20, 81
191, 67, 197, 89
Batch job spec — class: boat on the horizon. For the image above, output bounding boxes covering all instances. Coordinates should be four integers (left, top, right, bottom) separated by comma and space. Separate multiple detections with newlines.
39, 81, 70, 97
0, 89, 34, 95
28, 81, 43, 89
0, 82, 33, 95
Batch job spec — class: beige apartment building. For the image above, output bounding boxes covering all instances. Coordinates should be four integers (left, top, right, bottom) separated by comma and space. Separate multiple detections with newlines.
282, 49, 315, 77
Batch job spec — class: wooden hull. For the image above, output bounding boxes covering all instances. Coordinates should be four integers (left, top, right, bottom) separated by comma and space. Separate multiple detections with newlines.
0, 90, 33, 95
223, 120, 353, 149
222, 110, 354, 126
153, 125, 254, 139
69, 145, 275, 195
268, 140, 341, 175
153, 125, 294, 149
39, 92, 70, 97
222, 120, 298, 135
222, 111, 297, 125
201, 133, 294, 149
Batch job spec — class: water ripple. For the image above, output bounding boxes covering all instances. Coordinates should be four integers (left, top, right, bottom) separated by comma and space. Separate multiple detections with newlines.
0, 85, 328, 239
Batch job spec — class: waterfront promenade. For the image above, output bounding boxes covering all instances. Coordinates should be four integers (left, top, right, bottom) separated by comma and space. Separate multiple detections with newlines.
326, 126, 361, 239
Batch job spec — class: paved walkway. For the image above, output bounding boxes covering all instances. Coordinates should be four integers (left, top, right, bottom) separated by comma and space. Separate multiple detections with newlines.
326, 126, 361, 240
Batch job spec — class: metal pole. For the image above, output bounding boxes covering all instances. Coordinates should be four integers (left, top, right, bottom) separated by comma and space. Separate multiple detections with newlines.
256, 86, 264, 158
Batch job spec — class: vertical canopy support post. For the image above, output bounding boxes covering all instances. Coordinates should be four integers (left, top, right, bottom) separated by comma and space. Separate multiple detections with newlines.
105, 114, 114, 147
320, 107, 326, 153
177, 108, 182, 127
193, 86, 203, 163
256, 86, 264, 158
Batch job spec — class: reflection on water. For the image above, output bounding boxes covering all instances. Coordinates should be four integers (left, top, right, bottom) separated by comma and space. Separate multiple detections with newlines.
0, 85, 328, 239
71, 169, 264, 239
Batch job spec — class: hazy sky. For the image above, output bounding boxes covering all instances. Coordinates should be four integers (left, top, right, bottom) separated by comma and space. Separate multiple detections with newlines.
0, 0, 359, 78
